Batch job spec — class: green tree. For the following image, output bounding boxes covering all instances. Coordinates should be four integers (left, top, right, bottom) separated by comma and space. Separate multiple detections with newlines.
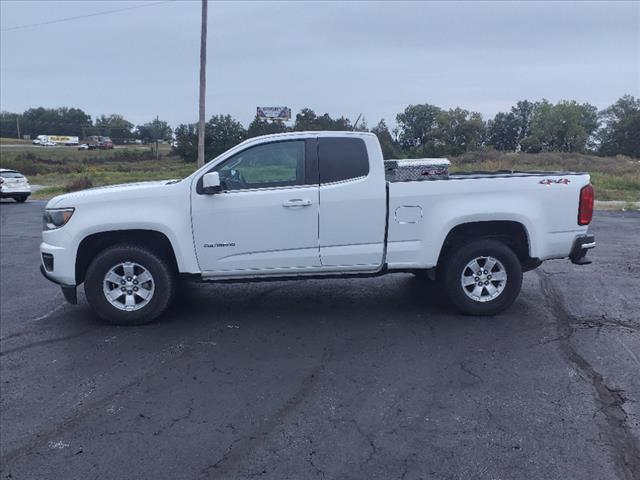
247, 116, 289, 138
487, 112, 519, 150
522, 100, 598, 153
173, 123, 198, 162
435, 108, 486, 156
371, 119, 400, 159
205, 114, 247, 159
293, 108, 352, 131
0, 111, 21, 138
94, 114, 134, 143
174, 116, 247, 162
598, 95, 640, 157
395, 104, 441, 154
135, 118, 173, 143
20, 107, 92, 138
511, 100, 535, 148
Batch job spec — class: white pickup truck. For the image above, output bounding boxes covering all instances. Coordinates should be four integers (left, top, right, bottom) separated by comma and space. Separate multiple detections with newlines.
40, 132, 595, 325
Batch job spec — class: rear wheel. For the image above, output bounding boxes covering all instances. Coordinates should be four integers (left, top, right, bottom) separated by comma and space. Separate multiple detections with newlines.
84, 244, 176, 325
15, 196, 28, 203
442, 239, 522, 316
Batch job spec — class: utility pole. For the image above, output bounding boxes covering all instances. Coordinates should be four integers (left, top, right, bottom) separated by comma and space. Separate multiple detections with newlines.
16, 116, 21, 140
197, 0, 208, 168
155, 115, 160, 162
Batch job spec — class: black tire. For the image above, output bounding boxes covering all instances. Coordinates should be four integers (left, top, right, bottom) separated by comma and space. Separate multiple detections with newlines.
442, 239, 522, 316
84, 244, 176, 325
15, 196, 28, 203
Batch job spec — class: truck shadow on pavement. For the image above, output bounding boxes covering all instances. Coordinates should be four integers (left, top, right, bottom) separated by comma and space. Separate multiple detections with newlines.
164, 274, 454, 326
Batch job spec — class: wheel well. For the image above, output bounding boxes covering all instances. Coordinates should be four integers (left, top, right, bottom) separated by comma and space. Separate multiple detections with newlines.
76, 230, 178, 284
438, 221, 536, 269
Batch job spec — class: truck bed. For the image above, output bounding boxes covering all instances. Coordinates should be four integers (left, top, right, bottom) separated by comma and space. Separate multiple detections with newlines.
385, 171, 591, 269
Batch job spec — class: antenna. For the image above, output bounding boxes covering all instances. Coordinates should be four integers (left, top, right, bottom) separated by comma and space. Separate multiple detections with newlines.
352, 113, 363, 131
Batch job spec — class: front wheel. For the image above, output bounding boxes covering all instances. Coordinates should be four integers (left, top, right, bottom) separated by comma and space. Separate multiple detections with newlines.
15, 196, 28, 203
84, 244, 176, 325
442, 239, 522, 316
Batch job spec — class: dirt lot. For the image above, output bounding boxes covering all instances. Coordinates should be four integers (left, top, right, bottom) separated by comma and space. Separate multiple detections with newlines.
1, 200, 639, 480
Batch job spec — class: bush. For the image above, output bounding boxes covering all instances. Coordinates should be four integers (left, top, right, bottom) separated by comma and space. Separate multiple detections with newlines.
65, 176, 93, 192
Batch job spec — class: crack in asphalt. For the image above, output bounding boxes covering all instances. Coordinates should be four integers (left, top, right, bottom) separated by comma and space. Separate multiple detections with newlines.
0, 303, 68, 342
308, 449, 326, 479
199, 343, 335, 479
537, 270, 640, 480
400, 452, 417, 480
0, 340, 195, 466
152, 398, 196, 436
0, 327, 100, 357
573, 317, 639, 333
459, 360, 483, 382
349, 418, 378, 472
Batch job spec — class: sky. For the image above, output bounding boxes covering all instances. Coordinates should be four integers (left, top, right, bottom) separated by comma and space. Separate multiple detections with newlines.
1, 0, 639, 129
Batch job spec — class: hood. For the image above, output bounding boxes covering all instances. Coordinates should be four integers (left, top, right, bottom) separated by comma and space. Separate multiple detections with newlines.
47, 179, 180, 208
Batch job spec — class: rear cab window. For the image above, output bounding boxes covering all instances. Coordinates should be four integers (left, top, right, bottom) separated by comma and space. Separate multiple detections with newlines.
318, 138, 369, 184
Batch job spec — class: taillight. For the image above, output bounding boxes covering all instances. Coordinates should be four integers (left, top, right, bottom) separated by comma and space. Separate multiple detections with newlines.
578, 184, 594, 225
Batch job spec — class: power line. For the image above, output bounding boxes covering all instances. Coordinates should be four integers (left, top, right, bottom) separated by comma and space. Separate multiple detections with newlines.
1, 1, 173, 32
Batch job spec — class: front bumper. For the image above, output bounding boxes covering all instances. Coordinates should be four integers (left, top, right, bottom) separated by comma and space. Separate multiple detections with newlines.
569, 234, 595, 265
40, 265, 78, 304
40, 240, 76, 285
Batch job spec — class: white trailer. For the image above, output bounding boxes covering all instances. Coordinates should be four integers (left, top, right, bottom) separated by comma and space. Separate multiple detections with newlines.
32, 135, 79, 146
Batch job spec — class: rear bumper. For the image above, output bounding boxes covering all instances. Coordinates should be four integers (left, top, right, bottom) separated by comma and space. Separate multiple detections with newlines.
0, 190, 31, 198
569, 234, 595, 265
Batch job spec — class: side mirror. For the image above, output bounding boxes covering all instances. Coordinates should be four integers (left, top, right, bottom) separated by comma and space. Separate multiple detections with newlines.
202, 171, 222, 194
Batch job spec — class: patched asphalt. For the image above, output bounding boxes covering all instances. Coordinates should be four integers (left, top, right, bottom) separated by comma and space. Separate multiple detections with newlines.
1, 200, 639, 480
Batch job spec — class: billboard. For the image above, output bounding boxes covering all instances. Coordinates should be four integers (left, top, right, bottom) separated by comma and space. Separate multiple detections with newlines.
257, 106, 291, 120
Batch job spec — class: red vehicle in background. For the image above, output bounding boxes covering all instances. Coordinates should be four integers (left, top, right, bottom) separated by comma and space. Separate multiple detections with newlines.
97, 137, 114, 149
79, 136, 114, 150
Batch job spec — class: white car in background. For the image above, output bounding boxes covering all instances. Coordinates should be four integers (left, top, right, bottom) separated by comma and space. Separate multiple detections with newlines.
0, 169, 31, 203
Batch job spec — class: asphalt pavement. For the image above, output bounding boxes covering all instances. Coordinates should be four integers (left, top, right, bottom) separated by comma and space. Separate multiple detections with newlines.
1, 200, 639, 480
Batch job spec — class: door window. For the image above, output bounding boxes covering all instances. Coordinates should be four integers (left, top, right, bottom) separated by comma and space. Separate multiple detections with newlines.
214, 141, 305, 190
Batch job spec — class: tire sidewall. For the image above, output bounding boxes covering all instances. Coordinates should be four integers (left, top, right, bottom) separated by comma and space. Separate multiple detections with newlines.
443, 239, 522, 316
84, 245, 175, 325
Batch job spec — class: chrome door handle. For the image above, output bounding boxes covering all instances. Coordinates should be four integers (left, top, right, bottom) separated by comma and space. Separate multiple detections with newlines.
283, 199, 312, 208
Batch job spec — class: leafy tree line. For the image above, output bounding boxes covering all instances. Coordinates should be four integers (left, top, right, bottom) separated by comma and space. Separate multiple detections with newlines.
173, 95, 639, 162
1, 95, 638, 158
0, 108, 172, 144
173, 108, 358, 162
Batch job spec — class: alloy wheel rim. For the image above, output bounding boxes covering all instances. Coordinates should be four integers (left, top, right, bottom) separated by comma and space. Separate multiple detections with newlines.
102, 261, 155, 311
460, 256, 507, 303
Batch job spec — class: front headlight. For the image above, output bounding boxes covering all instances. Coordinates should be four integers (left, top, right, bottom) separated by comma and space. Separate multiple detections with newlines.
43, 208, 75, 230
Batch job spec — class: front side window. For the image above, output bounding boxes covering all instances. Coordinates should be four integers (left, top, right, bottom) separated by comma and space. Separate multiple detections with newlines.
215, 141, 305, 190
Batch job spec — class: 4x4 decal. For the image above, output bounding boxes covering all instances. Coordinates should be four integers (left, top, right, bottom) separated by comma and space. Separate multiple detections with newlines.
539, 178, 571, 185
